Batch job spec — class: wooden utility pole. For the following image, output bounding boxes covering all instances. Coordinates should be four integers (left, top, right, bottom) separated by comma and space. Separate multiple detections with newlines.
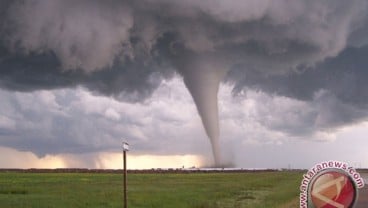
122, 142, 129, 208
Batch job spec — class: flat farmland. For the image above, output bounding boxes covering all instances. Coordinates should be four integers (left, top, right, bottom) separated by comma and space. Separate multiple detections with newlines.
0, 170, 303, 208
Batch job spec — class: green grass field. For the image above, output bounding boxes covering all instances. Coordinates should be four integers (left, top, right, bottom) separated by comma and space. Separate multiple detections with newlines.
0, 171, 303, 208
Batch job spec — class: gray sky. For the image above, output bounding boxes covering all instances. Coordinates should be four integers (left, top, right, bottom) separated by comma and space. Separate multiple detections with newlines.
1, 0, 368, 169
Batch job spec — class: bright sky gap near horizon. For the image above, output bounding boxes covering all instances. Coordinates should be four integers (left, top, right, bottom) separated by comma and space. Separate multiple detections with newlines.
1, 0, 368, 169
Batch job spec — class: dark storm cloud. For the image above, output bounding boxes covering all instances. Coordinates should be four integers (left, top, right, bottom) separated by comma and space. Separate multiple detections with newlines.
2, 1, 368, 74
0, 1, 366, 84
1, 0, 368, 137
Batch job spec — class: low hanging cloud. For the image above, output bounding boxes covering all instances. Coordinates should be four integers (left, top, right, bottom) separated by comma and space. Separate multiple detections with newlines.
1, 0, 368, 162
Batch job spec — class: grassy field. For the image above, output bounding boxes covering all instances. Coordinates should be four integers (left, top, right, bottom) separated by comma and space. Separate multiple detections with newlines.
0, 171, 303, 208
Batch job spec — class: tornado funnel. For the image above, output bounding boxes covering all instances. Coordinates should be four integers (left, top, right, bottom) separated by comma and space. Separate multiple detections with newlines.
176, 56, 228, 167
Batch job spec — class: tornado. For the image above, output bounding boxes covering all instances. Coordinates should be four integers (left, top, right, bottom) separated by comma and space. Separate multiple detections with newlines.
175, 55, 229, 166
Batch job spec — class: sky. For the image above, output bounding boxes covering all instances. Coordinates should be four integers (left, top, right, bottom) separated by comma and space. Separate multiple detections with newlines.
1, 0, 368, 169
